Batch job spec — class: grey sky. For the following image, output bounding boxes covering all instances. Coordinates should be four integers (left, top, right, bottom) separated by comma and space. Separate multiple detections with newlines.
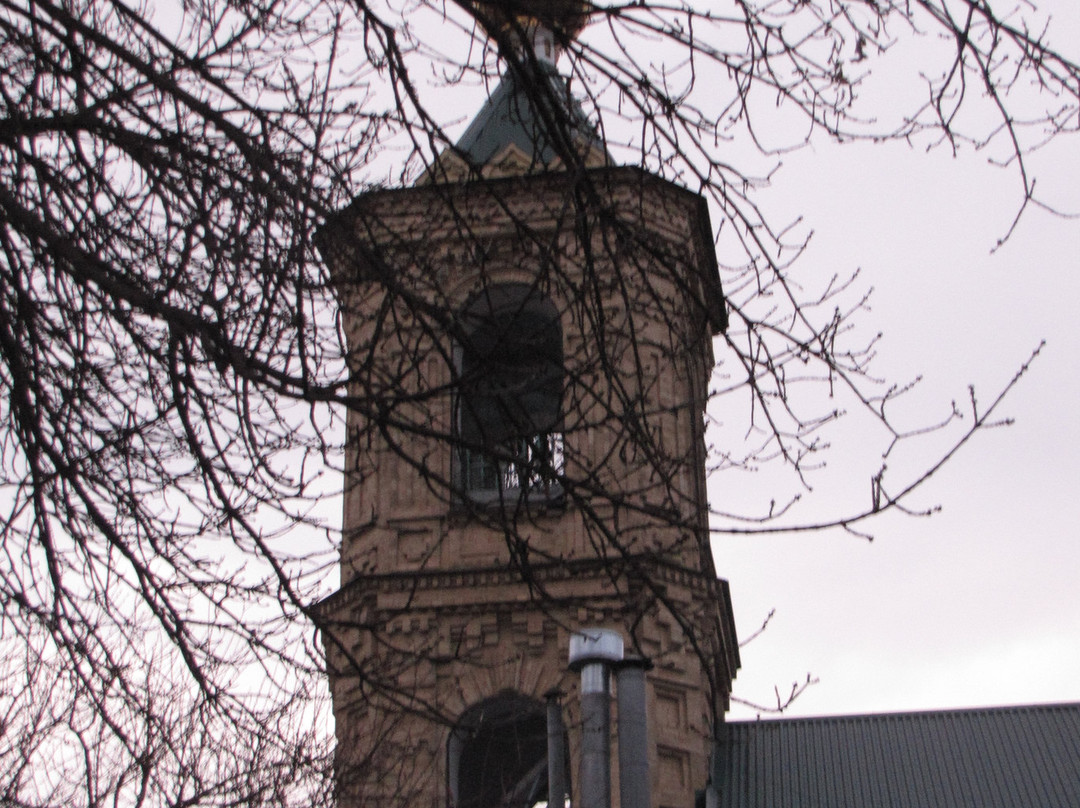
717, 65, 1080, 717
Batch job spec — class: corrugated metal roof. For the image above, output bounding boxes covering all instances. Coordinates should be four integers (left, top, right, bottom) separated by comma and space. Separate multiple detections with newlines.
716, 703, 1080, 808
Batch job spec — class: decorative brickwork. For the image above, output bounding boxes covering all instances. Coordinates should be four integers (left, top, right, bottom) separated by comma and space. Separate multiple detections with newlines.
317, 166, 739, 808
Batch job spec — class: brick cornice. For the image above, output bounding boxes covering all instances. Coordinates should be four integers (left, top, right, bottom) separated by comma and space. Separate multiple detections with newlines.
315, 555, 726, 617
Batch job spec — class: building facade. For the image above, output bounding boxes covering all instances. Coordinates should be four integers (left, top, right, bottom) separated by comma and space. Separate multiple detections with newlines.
317, 11, 739, 808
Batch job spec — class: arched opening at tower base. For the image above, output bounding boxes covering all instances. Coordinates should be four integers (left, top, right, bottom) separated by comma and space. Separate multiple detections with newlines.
448, 691, 570, 808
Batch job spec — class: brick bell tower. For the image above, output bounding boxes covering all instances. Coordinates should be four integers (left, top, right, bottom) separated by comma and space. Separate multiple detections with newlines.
316, 4, 740, 808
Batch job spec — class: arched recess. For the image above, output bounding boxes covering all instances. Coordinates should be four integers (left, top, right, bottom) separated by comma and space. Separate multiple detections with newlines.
447, 691, 568, 808
454, 283, 564, 501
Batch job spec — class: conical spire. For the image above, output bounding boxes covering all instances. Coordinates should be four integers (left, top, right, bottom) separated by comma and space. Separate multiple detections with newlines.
425, 1, 608, 181
451, 63, 606, 173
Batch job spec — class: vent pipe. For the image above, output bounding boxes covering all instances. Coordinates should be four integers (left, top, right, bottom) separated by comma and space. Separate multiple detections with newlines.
546, 690, 567, 808
615, 656, 652, 808
569, 628, 624, 808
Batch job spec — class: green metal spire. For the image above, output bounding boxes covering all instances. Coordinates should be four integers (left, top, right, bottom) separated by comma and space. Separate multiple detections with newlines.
431, 0, 606, 177
453, 63, 607, 171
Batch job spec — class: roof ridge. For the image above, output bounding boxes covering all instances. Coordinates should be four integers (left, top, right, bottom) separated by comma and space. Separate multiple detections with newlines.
727, 700, 1080, 726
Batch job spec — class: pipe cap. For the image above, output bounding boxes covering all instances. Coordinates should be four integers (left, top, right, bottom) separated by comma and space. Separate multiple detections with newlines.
568, 628, 624, 670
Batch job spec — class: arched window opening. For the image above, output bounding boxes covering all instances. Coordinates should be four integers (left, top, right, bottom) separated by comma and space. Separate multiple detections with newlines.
456, 284, 564, 502
447, 693, 568, 808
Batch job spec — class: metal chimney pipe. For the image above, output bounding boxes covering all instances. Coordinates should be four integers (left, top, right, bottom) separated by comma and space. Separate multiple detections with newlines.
569, 629, 624, 808
615, 656, 652, 808
546, 690, 567, 808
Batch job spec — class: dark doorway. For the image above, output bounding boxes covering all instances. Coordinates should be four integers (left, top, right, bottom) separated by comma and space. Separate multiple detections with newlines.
448, 692, 568, 808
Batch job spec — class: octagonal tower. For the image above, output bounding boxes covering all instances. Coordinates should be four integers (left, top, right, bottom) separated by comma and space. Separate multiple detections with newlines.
317, 8, 739, 808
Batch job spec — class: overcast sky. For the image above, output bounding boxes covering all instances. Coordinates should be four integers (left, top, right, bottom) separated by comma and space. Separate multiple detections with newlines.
715, 2, 1080, 719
